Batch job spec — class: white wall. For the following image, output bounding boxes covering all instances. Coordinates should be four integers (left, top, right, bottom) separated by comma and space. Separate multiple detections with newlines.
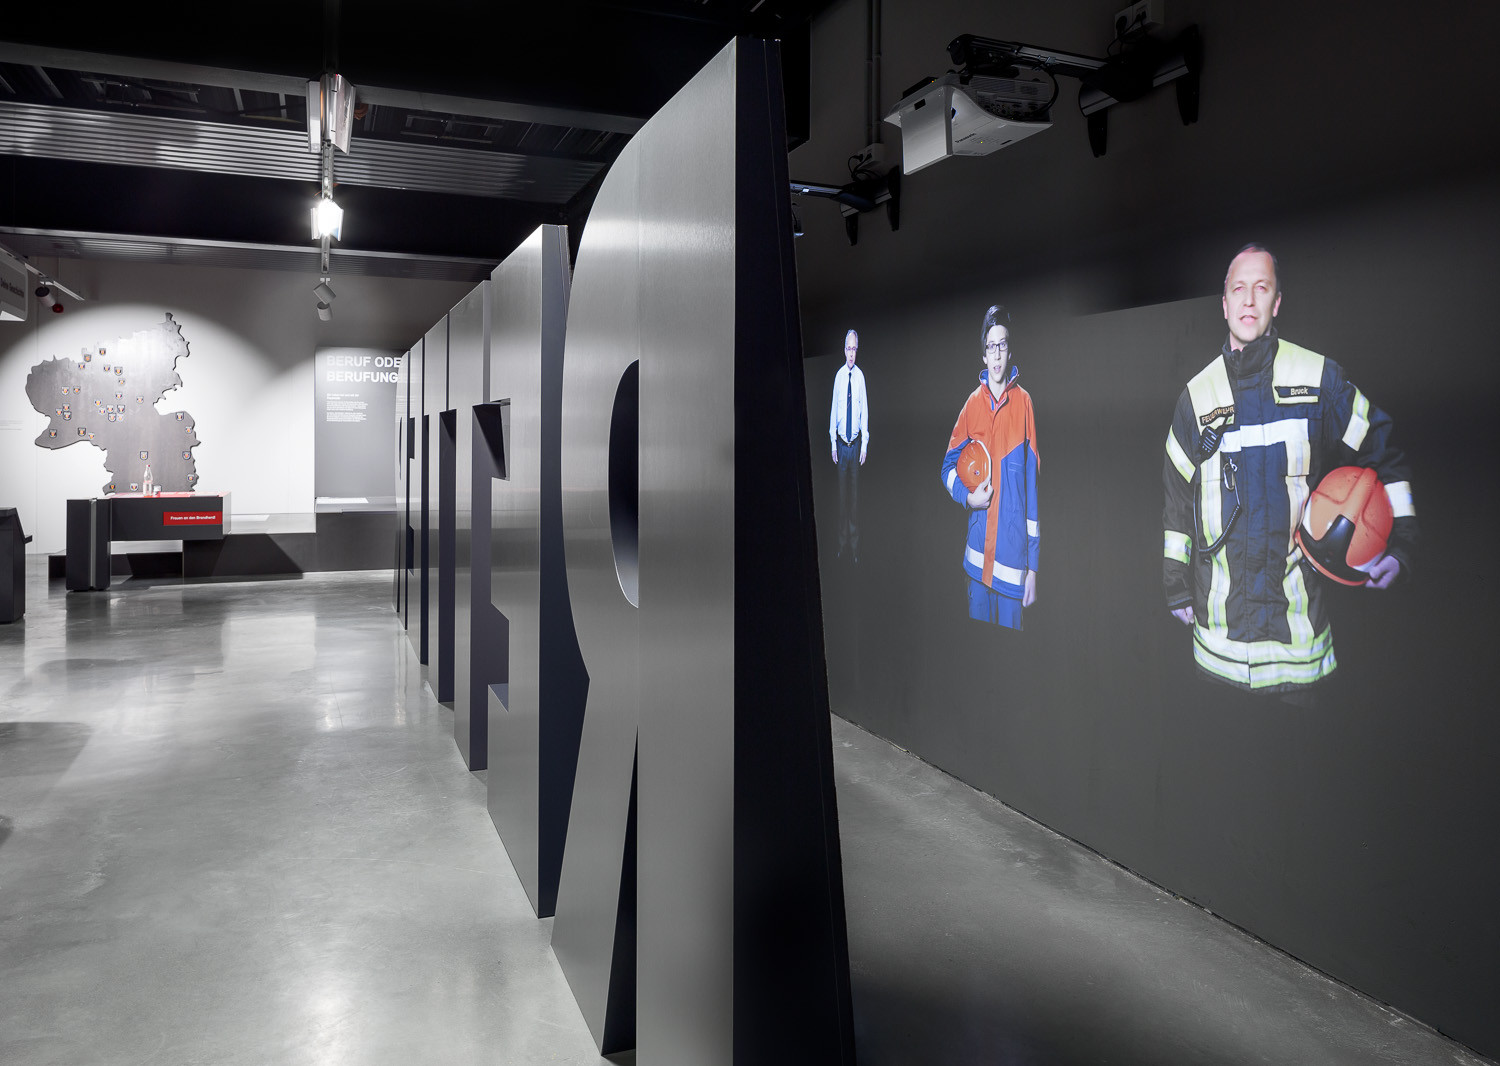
0, 257, 471, 553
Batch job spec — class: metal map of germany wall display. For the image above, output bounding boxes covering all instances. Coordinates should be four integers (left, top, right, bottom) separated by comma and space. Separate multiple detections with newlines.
24, 313, 200, 494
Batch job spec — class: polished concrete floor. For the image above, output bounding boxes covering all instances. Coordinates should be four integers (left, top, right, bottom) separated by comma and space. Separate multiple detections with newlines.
0, 565, 1488, 1066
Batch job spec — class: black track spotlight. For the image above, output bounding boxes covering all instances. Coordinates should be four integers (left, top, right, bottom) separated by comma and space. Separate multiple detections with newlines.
314, 279, 336, 320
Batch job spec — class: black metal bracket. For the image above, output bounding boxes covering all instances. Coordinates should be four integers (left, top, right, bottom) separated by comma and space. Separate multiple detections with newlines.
791, 166, 902, 247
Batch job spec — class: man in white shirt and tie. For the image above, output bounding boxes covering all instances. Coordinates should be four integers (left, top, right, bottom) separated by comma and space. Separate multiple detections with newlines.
829, 329, 869, 561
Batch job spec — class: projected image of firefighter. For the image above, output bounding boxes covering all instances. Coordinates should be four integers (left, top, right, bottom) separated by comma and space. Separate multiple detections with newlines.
1161, 244, 1418, 695
941, 304, 1039, 630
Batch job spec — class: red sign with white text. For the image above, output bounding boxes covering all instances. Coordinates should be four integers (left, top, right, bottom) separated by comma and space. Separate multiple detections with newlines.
163, 511, 223, 526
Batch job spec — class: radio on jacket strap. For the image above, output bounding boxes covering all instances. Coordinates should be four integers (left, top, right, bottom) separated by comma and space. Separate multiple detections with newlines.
1194, 417, 1241, 555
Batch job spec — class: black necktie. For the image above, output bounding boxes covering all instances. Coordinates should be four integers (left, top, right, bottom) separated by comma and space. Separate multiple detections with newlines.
845, 372, 853, 443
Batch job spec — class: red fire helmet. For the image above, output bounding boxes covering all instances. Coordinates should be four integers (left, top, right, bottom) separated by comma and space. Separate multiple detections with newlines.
1295, 466, 1393, 586
956, 439, 991, 492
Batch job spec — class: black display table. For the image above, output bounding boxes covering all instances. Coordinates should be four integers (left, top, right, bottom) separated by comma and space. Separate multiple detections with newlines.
65, 494, 227, 591
1, 508, 30, 622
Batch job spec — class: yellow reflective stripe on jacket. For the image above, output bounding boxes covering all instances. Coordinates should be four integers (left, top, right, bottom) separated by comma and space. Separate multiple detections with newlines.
1282, 549, 1315, 650
1165, 428, 1194, 481
1343, 388, 1371, 449
1279, 418, 1313, 559
1199, 452, 1229, 632
1193, 638, 1338, 689
1194, 619, 1334, 666
1186, 356, 1235, 427
1193, 620, 1337, 690
1271, 342, 1324, 402
1385, 480, 1415, 518
1184, 358, 1235, 636
1164, 529, 1191, 564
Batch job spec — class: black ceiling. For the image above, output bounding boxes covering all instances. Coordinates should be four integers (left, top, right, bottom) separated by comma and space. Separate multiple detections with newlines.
0, 1, 826, 274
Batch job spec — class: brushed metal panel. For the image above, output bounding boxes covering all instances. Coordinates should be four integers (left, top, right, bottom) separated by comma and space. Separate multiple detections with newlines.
550, 137, 643, 1055
485, 225, 580, 916
487, 230, 544, 907
634, 41, 739, 1066
449, 281, 489, 766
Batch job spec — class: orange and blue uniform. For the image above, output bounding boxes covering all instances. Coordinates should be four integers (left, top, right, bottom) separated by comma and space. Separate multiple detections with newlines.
942, 367, 1039, 625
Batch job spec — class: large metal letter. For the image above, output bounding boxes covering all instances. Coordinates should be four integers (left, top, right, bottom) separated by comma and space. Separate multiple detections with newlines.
550, 154, 642, 1053
552, 38, 854, 1066
393, 347, 410, 621
407, 339, 426, 660
450, 281, 490, 761
425, 317, 449, 685
486, 225, 586, 913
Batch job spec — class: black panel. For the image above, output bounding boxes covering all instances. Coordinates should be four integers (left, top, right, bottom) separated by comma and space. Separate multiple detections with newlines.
461, 403, 507, 771
184, 535, 310, 579
419, 412, 430, 665
107, 496, 224, 541
536, 311, 588, 921
315, 512, 404, 570
64, 498, 110, 592
600, 751, 639, 1054
0, 510, 26, 623
436, 408, 457, 703
732, 38, 855, 1065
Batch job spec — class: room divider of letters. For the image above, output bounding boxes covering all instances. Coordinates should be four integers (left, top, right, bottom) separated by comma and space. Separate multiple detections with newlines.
392, 39, 855, 1066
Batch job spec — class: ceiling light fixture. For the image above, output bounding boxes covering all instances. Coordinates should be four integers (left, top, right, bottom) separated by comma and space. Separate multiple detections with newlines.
308, 73, 356, 155
314, 278, 336, 321
307, 72, 357, 276
311, 199, 344, 241
35, 283, 63, 313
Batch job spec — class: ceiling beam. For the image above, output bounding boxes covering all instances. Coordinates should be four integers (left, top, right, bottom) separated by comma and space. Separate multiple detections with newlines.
0, 42, 646, 134
0, 227, 500, 283
0, 100, 604, 202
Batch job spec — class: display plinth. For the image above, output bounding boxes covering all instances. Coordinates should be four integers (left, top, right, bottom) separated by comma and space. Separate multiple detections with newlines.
64, 494, 227, 590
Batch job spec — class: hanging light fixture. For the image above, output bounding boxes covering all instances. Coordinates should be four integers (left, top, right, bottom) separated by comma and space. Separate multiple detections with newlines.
307, 72, 356, 292
310, 198, 344, 240
313, 279, 336, 321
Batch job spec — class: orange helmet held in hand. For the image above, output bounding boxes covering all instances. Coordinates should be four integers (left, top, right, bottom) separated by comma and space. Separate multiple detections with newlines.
956, 439, 991, 492
1295, 466, 1393, 586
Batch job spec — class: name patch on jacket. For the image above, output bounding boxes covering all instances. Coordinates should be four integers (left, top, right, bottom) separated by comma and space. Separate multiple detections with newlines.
1198, 405, 1235, 427
1274, 385, 1319, 401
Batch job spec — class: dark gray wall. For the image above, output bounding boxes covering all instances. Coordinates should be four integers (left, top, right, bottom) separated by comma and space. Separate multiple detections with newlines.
794, 0, 1500, 1056
312, 346, 402, 501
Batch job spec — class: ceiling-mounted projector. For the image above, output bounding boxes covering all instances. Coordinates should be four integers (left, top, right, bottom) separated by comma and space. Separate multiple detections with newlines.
884, 73, 1051, 175
884, 28, 1201, 172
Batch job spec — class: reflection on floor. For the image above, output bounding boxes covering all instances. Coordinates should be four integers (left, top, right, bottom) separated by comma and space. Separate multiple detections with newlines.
0, 566, 1488, 1066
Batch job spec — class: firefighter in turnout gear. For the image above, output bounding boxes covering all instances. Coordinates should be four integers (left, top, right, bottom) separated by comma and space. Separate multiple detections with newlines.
1162, 245, 1417, 693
